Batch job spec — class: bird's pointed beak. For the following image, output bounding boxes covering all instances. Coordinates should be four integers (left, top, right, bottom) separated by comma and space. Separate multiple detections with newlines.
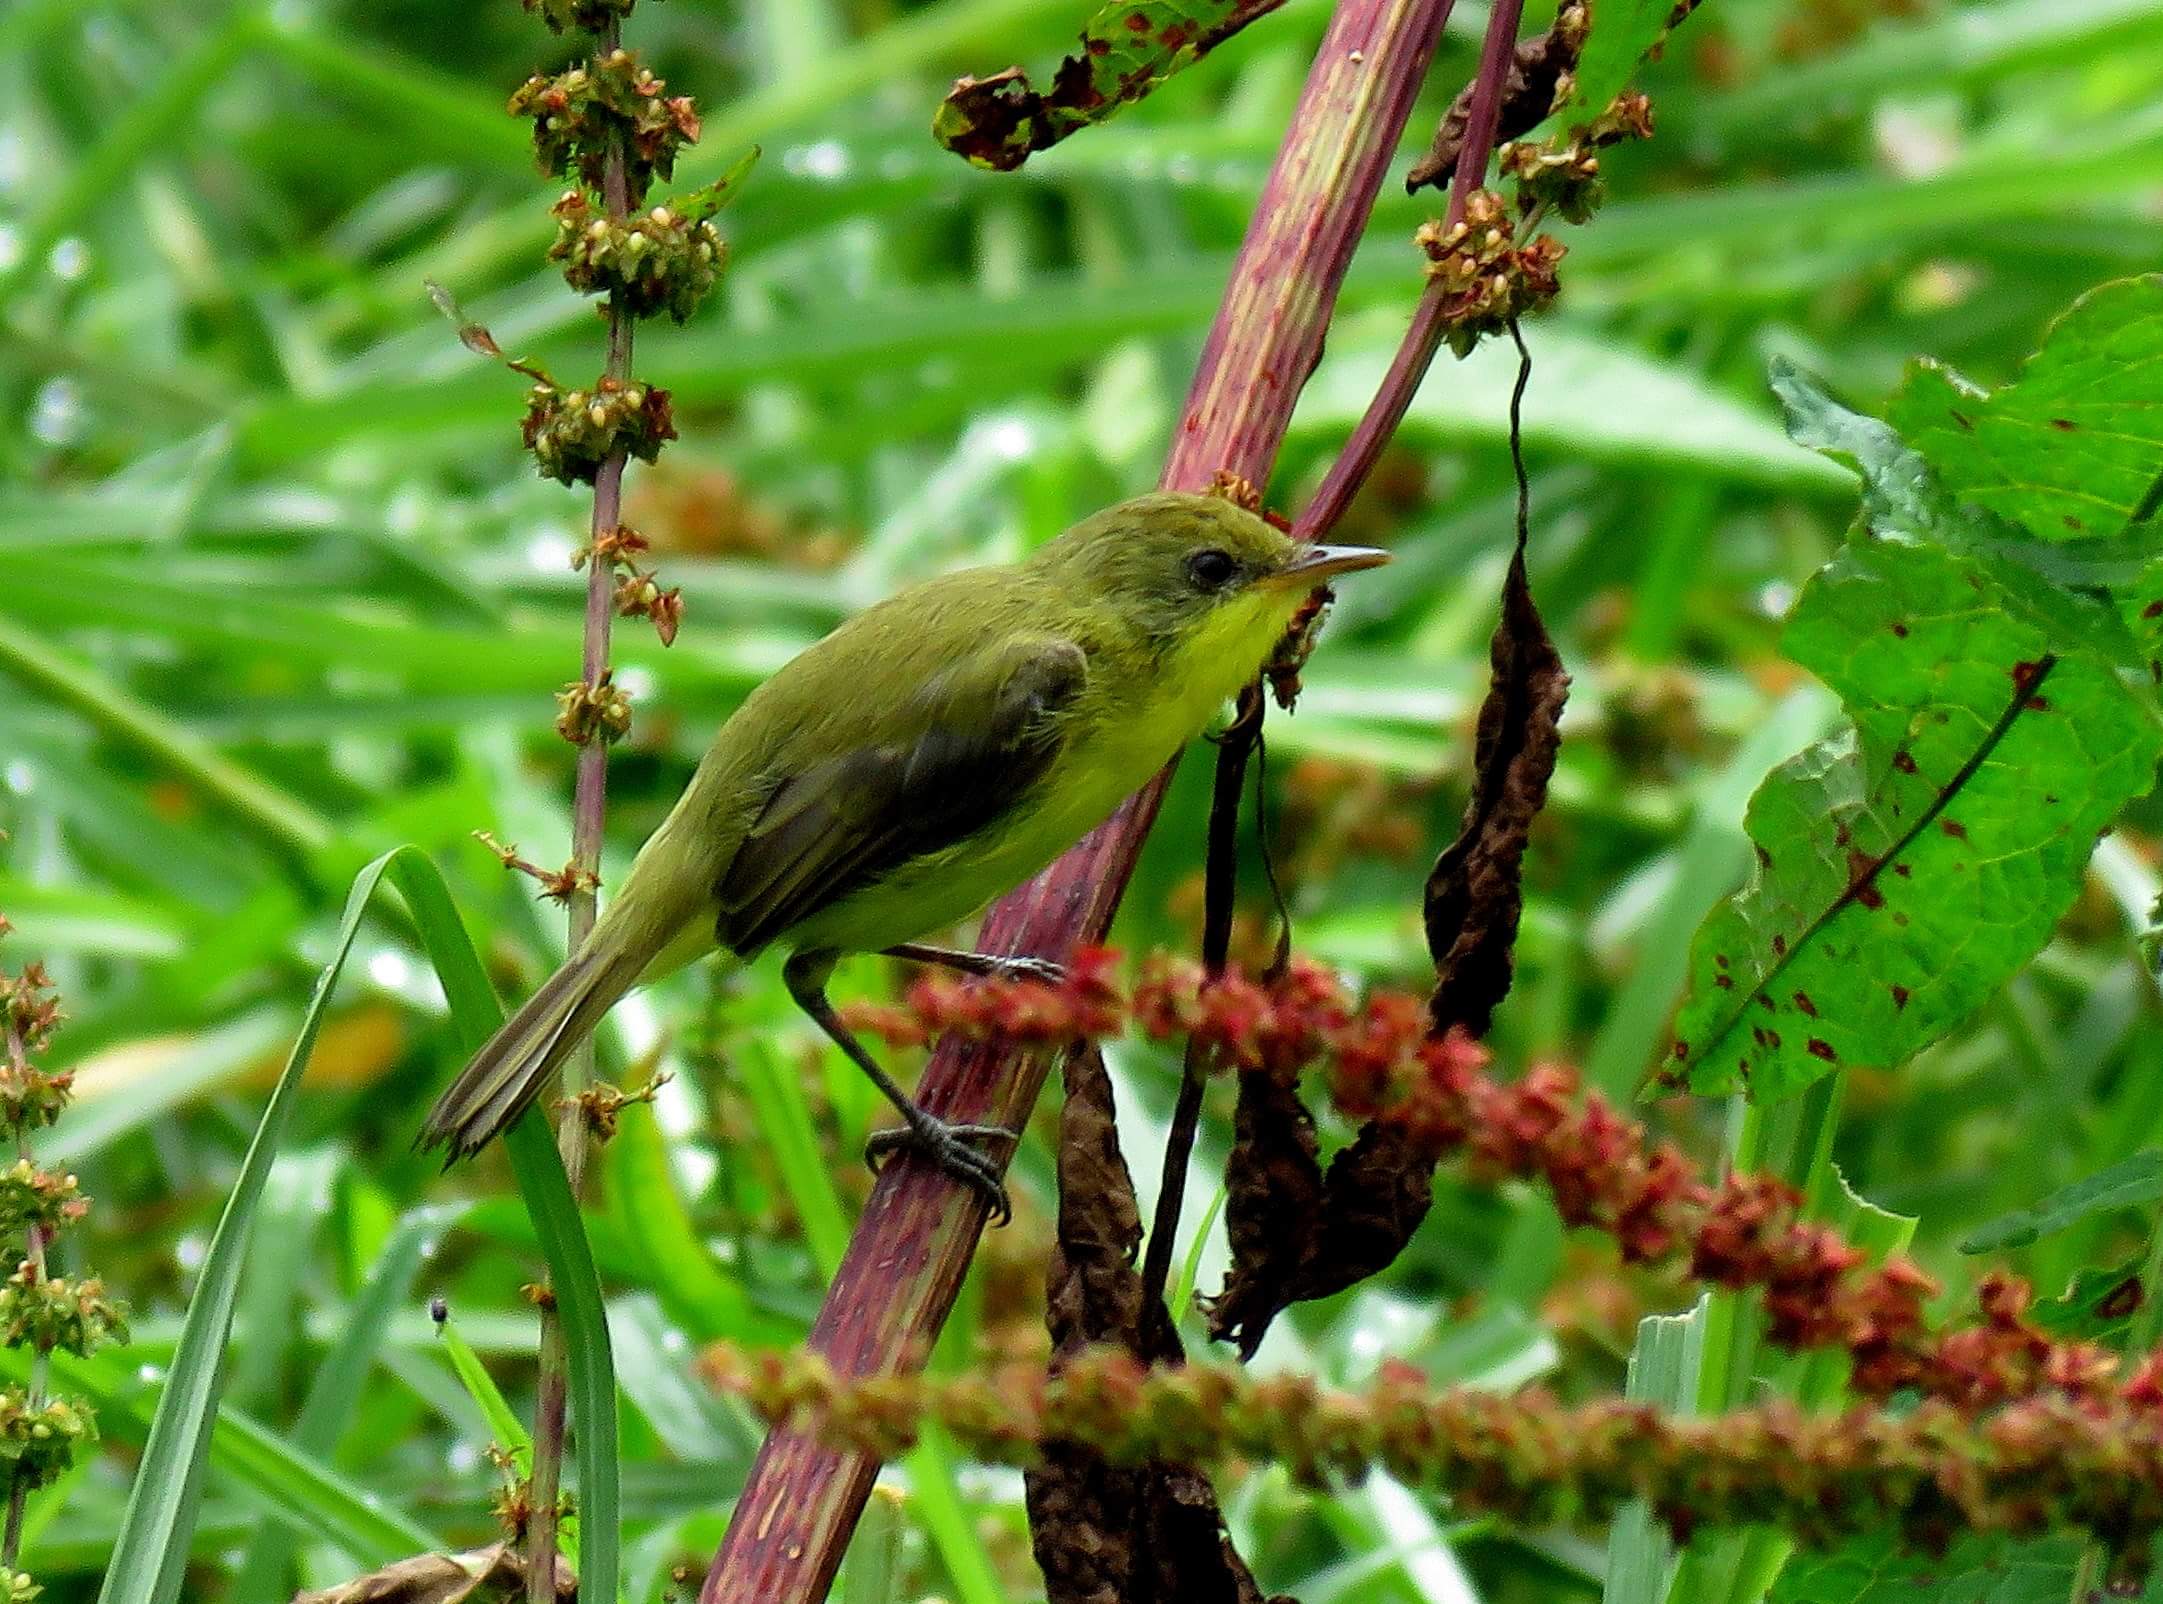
1268, 542, 1392, 586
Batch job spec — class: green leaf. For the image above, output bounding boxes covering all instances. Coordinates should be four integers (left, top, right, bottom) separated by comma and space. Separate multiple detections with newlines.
738, 1036, 853, 1281
678, 147, 762, 221
1292, 322, 1851, 493
1661, 366, 2163, 1102
96, 850, 424, 1604
0, 612, 333, 860
931, 0, 1285, 170
92, 846, 621, 1604
1959, 1150, 2163, 1253
841, 1485, 908, 1604
1567, 0, 1679, 121
1771, 1530, 2115, 1604
1890, 275, 2163, 544
604, 1091, 791, 1345
2120, 556, 2163, 688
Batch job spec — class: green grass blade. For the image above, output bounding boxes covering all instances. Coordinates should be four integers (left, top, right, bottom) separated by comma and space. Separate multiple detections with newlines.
739, 1035, 853, 1279
93, 847, 426, 1604
840, 1484, 907, 1604
379, 849, 622, 1604
905, 1424, 1005, 1604
230, 1199, 473, 1604
0, 612, 332, 859
21, 1344, 441, 1565
0, 5, 262, 308
438, 1311, 533, 1463
605, 1100, 793, 1344
1601, 1304, 1708, 1604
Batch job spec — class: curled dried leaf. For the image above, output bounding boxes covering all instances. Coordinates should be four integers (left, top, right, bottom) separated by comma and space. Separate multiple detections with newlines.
1424, 544, 1568, 1038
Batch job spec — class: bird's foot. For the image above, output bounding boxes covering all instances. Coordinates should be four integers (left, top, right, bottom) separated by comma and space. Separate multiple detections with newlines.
864, 1114, 1017, 1225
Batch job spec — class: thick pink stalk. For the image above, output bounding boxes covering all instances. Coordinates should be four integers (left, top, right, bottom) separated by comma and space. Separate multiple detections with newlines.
1298, 0, 1525, 538
701, 3, 1454, 1599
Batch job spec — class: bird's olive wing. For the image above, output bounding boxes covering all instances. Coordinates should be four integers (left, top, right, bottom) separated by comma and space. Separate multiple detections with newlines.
713, 636, 1088, 955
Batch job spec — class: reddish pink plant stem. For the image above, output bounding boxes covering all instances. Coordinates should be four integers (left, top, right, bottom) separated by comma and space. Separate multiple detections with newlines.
529, 18, 634, 1602
1297, 0, 1526, 539
700, 2, 1454, 1599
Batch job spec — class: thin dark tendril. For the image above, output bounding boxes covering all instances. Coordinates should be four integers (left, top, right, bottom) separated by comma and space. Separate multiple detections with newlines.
1507, 315, 1532, 558
1141, 682, 1265, 1327
1254, 726, 1293, 980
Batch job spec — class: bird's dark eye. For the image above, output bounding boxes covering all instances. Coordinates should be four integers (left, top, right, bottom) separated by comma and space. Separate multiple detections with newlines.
1186, 548, 1238, 591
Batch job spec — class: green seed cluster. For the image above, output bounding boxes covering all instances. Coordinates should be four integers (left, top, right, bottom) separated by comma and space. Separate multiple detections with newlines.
549, 192, 726, 324
510, 49, 698, 200
0, 1266, 125, 1358
0, 931, 120, 1581
520, 378, 677, 486
554, 670, 635, 747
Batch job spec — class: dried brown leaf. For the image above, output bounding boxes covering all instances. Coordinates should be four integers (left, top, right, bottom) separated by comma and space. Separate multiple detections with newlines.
1201, 1060, 1323, 1357
1425, 546, 1568, 1037
1026, 1047, 1286, 1602
1204, 1095, 1435, 1357
290, 1546, 572, 1604
1405, 13, 1581, 194
933, 0, 1287, 172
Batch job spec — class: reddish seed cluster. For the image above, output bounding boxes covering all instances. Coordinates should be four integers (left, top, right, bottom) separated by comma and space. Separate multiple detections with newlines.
0, 964, 69, 1137
836, 951, 2158, 1416
701, 1340, 2163, 1580
1415, 190, 1567, 357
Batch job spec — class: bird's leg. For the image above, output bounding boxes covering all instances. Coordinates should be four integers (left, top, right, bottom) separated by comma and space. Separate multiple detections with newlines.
881, 942, 1066, 986
783, 949, 1015, 1225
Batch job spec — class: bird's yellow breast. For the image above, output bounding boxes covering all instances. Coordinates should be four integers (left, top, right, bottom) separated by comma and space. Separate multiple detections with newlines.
785, 580, 1299, 955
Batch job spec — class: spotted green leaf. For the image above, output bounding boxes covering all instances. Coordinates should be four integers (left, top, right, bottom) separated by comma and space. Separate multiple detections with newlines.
1660, 364, 2163, 1102
2028, 1258, 2147, 1340
1889, 274, 2163, 544
2122, 554, 2163, 687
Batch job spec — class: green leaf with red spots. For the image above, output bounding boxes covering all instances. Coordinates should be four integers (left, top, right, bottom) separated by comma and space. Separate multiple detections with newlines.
1889, 274, 2163, 545
2121, 555, 2163, 689
1659, 363, 2163, 1103
931, 0, 1286, 171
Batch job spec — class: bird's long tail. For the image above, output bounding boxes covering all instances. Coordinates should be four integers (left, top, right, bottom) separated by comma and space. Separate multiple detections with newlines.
420, 939, 647, 1160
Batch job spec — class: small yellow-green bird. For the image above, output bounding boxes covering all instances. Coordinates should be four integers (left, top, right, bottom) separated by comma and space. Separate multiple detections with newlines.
421, 491, 1387, 1215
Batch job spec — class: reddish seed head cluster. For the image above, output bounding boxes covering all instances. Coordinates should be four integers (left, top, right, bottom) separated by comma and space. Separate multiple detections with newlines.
837, 950, 2163, 1418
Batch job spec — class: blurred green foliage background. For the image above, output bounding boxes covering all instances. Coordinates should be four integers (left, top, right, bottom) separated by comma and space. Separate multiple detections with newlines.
3, 0, 2162, 1596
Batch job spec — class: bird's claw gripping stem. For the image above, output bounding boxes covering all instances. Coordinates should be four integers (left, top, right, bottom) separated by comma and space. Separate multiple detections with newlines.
864, 1115, 1016, 1226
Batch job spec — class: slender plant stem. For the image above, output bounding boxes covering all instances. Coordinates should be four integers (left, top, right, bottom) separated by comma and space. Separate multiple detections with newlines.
0, 1016, 45, 1570
527, 14, 633, 1600
1134, 0, 1531, 1334
1139, 690, 1262, 1326
701, 3, 1454, 1598
1297, 0, 1526, 541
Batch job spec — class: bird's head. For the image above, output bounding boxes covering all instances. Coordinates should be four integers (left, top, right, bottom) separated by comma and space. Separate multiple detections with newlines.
1037, 492, 1390, 671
